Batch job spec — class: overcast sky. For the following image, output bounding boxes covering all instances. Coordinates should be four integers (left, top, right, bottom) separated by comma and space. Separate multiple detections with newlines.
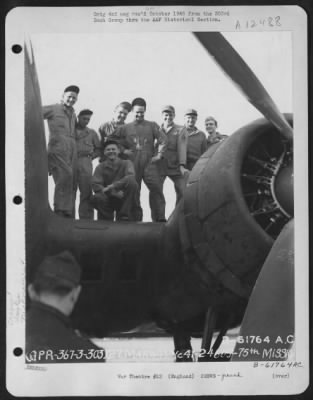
30, 31, 292, 220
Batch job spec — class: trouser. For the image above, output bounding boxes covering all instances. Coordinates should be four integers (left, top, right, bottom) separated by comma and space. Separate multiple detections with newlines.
48, 146, 76, 216
160, 174, 186, 206
73, 156, 94, 219
90, 177, 138, 221
132, 154, 165, 222
173, 328, 193, 362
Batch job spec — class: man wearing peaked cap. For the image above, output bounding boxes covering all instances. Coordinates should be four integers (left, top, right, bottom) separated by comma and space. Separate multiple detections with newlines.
74, 109, 101, 219
178, 108, 207, 174
184, 108, 198, 116
158, 105, 185, 207
205, 116, 228, 148
42, 85, 81, 218
26, 251, 105, 362
162, 105, 175, 114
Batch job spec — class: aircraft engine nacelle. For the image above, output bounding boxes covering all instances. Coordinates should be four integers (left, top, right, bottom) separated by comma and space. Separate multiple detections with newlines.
155, 116, 293, 331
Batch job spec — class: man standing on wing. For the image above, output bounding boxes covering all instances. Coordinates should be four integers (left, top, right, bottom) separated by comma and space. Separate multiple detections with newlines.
98, 101, 132, 160
158, 105, 185, 206
205, 116, 228, 148
178, 109, 207, 176
116, 97, 167, 222
74, 109, 102, 219
43, 85, 80, 217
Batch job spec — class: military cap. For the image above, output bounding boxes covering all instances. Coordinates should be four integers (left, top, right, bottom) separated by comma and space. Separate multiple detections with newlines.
118, 101, 132, 112
205, 116, 218, 126
162, 105, 175, 114
34, 251, 81, 287
64, 85, 80, 94
78, 109, 93, 116
131, 97, 146, 109
184, 108, 198, 116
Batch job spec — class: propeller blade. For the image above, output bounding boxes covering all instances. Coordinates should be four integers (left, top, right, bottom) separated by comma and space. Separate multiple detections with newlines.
193, 32, 293, 142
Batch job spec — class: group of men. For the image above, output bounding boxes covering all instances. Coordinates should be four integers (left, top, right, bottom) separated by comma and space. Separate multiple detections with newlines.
43, 85, 227, 222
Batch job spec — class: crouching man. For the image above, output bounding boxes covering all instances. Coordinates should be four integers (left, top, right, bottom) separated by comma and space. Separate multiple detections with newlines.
91, 140, 138, 221
26, 251, 105, 363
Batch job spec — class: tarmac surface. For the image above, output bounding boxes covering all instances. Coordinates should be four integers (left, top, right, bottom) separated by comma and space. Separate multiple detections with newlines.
92, 324, 239, 363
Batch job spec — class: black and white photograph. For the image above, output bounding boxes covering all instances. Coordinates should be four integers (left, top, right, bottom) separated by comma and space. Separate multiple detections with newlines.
5, 5, 309, 397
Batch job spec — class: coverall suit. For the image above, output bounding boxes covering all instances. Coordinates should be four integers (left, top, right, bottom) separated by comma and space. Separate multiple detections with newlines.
158, 123, 186, 206
43, 103, 77, 216
178, 127, 208, 171
91, 158, 138, 221
98, 120, 124, 162
116, 120, 167, 222
207, 132, 228, 148
75, 126, 101, 219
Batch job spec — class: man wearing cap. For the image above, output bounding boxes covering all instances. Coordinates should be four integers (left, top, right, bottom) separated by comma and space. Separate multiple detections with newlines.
205, 116, 228, 148
98, 101, 132, 160
178, 109, 207, 174
43, 85, 80, 218
116, 97, 167, 222
91, 139, 138, 221
158, 105, 185, 205
74, 109, 101, 219
26, 251, 105, 362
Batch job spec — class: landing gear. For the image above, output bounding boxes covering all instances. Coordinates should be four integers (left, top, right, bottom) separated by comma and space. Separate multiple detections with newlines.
198, 308, 233, 362
173, 326, 194, 362
172, 308, 234, 362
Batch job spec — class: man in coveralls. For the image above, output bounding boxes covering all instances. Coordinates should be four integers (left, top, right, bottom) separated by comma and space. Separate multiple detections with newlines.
74, 109, 101, 219
91, 140, 138, 221
178, 109, 207, 176
116, 98, 167, 222
98, 101, 132, 159
26, 251, 105, 363
205, 116, 228, 148
43, 85, 80, 217
158, 105, 185, 206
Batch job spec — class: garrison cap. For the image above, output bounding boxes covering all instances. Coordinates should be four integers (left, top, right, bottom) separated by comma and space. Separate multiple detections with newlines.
78, 109, 93, 116
205, 116, 218, 126
162, 105, 175, 114
184, 108, 198, 116
64, 85, 80, 94
34, 251, 81, 288
131, 97, 146, 109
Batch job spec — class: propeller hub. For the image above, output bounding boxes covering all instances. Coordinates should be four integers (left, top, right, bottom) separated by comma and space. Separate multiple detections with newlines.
274, 164, 294, 217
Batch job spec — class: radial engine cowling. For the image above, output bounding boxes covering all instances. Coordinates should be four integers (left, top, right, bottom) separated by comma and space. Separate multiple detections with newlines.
156, 115, 293, 327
